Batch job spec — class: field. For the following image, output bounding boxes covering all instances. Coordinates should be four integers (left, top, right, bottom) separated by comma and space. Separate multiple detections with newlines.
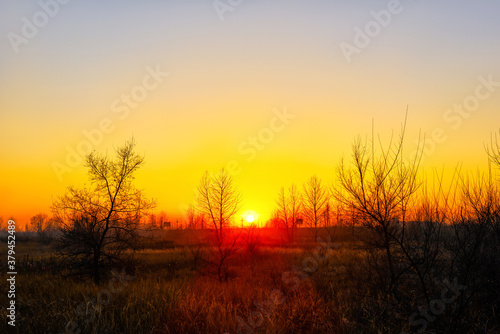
1, 226, 498, 334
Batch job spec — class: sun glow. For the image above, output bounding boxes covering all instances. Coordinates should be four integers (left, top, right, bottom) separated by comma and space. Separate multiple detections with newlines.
240, 210, 259, 226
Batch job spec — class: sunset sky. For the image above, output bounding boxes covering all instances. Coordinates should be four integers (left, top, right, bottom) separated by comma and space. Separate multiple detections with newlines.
1, 0, 500, 227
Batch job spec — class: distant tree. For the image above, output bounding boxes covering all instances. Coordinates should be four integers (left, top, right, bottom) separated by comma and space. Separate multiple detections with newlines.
322, 200, 332, 228
52, 139, 155, 283
196, 169, 241, 281
185, 204, 206, 229
148, 211, 168, 229
197, 213, 207, 229
0, 216, 5, 231
148, 213, 160, 229
265, 211, 283, 228
28, 213, 49, 233
27, 213, 58, 243
275, 184, 302, 241
196, 169, 241, 243
186, 204, 197, 229
275, 187, 289, 233
147, 211, 170, 229
303, 175, 328, 238
289, 184, 302, 230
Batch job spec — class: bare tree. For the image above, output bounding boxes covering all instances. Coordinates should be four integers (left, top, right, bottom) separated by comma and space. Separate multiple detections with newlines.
333, 119, 421, 289
28, 213, 49, 233
196, 169, 241, 281
147, 213, 160, 229
275, 184, 302, 241
486, 130, 500, 168
186, 203, 206, 229
322, 200, 332, 228
185, 204, 207, 229
486, 134, 500, 242
303, 175, 328, 238
196, 169, 241, 243
275, 187, 290, 237
289, 184, 302, 238
52, 139, 155, 283
157, 211, 168, 229
27, 213, 58, 243
147, 211, 170, 229
393, 171, 456, 306
197, 212, 207, 229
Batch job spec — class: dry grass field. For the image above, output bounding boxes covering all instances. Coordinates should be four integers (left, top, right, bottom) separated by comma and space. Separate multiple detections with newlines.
1, 226, 498, 333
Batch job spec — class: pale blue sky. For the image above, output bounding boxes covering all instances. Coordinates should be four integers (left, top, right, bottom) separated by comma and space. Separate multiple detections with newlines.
1, 0, 500, 223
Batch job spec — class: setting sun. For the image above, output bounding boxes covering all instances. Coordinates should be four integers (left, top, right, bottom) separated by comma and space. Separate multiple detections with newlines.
241, 210, 259, 226
1, 1, 499, 332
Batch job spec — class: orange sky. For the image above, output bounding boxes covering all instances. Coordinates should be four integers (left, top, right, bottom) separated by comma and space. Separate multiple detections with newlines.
1, 1, 500, 227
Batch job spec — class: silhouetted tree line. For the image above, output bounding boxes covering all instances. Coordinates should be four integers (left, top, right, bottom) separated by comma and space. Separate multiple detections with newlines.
28, 121, 498, 332
270, 119, 499, 333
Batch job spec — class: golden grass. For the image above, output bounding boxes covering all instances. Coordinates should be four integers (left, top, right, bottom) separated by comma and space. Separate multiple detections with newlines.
1, 230, 498, 333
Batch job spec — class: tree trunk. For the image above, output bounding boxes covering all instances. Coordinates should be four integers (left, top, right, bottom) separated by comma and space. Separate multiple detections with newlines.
93, 249, 100, 284
383, 226, 396, 291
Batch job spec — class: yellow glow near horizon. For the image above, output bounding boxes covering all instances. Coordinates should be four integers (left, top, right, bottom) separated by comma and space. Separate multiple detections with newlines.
1, 2, 500, 229
240, 210, 259, 226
